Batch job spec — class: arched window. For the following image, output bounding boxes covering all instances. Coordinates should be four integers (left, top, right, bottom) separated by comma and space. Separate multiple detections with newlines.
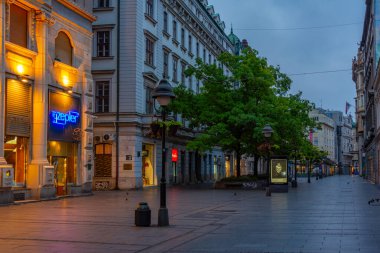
55, 32, 73, 66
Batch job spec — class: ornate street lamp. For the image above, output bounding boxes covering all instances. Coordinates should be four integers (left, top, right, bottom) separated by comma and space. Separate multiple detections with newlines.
262, 124, 273, 197
152, 79, 175, 226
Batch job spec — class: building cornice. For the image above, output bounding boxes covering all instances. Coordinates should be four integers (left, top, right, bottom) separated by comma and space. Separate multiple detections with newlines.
56, 0, 96, 22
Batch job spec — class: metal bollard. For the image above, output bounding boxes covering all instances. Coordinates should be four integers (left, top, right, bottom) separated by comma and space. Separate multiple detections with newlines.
135, 202, 151, 227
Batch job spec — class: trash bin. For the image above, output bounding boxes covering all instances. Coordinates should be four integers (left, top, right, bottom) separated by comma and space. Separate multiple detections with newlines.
135, 202, 151, 227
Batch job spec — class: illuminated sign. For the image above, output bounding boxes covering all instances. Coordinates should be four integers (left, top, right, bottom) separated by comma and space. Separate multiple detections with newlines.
172, 148, 178, 162
51, 111, 79, 126
270, 158, 288, 184
48, 91, 81, 142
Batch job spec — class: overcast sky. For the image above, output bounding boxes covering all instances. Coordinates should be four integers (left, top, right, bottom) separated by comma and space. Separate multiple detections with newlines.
211, 0, 365, 113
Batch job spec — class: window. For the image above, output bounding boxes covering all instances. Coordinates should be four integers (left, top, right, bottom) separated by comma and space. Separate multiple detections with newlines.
181, 28, 185, 47
189, 75, 193, 91
188, 35, 192, 54
181, 62, 186, 85
146, 0, 154, 17
203, 49, 206, 63
163, 51, 169, 79
98, 0, 110, 7
196, 80, 200, 94
96, 31, 110, 57
163, 11, 168, 33
96, 81, 110, 113
208, 54, 211, 64
196, 42, 199, 58
145, 37, 155, 66
55, 32, 73, 66
10, 4, 28, 48
173, 57, 178, 82
173, 21, 177, 40
145, 86, 154, 114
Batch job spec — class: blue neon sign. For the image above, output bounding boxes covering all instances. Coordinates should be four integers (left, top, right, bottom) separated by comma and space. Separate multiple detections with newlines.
51, 111, 80, 126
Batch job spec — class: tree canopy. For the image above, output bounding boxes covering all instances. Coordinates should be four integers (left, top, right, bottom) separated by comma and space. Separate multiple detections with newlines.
170, 48, 317, 177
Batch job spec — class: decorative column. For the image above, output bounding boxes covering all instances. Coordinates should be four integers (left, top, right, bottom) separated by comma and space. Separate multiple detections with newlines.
27, 10, 54, 199
0, 1, 8, 165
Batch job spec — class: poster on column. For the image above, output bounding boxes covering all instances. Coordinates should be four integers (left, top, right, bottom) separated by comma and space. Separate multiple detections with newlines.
48, 91, 81, 142
2, 168, 14, 187
270, 158, 288, 184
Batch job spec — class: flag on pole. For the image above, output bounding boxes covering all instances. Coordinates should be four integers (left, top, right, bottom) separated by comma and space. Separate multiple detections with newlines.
345, 102, 352, 114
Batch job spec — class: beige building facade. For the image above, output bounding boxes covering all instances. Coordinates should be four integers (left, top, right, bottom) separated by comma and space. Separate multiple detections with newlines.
0, 0, 95, 204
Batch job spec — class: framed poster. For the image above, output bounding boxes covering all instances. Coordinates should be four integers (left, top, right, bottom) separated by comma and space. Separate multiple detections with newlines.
270, 158, 288, 184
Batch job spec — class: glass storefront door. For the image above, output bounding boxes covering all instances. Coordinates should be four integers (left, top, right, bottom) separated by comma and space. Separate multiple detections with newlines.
48, 141, 78, 196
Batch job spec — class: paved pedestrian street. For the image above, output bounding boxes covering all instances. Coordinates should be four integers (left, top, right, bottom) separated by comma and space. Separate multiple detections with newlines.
1, 175, 380, 253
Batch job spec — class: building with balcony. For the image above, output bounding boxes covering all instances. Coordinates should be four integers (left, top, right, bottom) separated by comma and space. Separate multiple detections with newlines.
92, 0, 236, 189
353, 0, 379, 183
0, 0, 95, 204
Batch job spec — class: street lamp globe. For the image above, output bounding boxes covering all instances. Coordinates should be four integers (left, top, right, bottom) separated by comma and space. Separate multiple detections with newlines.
262, 124, 273, 138
152, 79, 175, 107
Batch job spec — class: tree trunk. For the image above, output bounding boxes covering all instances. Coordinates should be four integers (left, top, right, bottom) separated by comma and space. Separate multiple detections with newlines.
236, 150, 241, 177
253, 154, 259, 176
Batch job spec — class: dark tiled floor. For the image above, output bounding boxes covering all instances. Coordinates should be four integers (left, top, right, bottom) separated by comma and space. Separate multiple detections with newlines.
0, 175, 379, 253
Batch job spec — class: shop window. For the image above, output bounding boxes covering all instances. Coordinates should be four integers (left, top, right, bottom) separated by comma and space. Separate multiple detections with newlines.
94, 143, 112, 177
55, 32, 73, 66
142, 144, 155, 186
95, 81, 110, 113
47, 141, 78, 195
4, 136, 28, 187
9, 4, 28, 48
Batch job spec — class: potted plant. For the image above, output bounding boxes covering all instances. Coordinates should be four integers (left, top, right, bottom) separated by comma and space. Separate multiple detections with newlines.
150, 121, 163, 137
166, 120, 182, 136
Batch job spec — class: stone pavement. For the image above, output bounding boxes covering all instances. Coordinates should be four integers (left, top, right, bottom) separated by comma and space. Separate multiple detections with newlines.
0, 175, 380, 253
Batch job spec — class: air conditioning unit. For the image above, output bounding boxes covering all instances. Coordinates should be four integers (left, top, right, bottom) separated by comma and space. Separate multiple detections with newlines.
94, 136, 102, 144
103, 133, 115, 141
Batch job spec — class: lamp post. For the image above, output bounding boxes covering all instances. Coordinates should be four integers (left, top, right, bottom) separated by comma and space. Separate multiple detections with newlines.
262, 124, 273, 197
152, 79, 175, 227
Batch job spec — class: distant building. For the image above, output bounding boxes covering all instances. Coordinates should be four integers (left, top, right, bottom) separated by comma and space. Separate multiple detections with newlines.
323, 111, 355, 175
353, 0, 378, 183
309, 109, 336, 163
352, 47, 365, 175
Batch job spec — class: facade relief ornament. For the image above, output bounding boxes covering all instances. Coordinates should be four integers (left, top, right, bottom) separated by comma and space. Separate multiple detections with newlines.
35, 10, 56, 25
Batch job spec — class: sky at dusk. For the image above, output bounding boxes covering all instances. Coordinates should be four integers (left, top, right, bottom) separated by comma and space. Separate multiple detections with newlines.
211, 0, 365, 114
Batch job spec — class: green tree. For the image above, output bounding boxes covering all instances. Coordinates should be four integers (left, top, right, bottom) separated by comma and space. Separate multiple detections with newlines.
170, 49, 313, 177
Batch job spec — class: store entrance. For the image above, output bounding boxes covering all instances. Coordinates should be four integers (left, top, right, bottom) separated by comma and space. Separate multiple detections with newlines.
51, 156, 68, 195
47, 141, 78, 196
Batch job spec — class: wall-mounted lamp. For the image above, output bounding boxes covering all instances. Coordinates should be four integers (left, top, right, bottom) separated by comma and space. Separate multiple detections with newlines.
67, 86, 73, 94
16, 64, 25, 75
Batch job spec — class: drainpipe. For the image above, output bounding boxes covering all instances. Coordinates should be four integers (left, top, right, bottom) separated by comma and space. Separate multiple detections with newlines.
115, 0, 120, 190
